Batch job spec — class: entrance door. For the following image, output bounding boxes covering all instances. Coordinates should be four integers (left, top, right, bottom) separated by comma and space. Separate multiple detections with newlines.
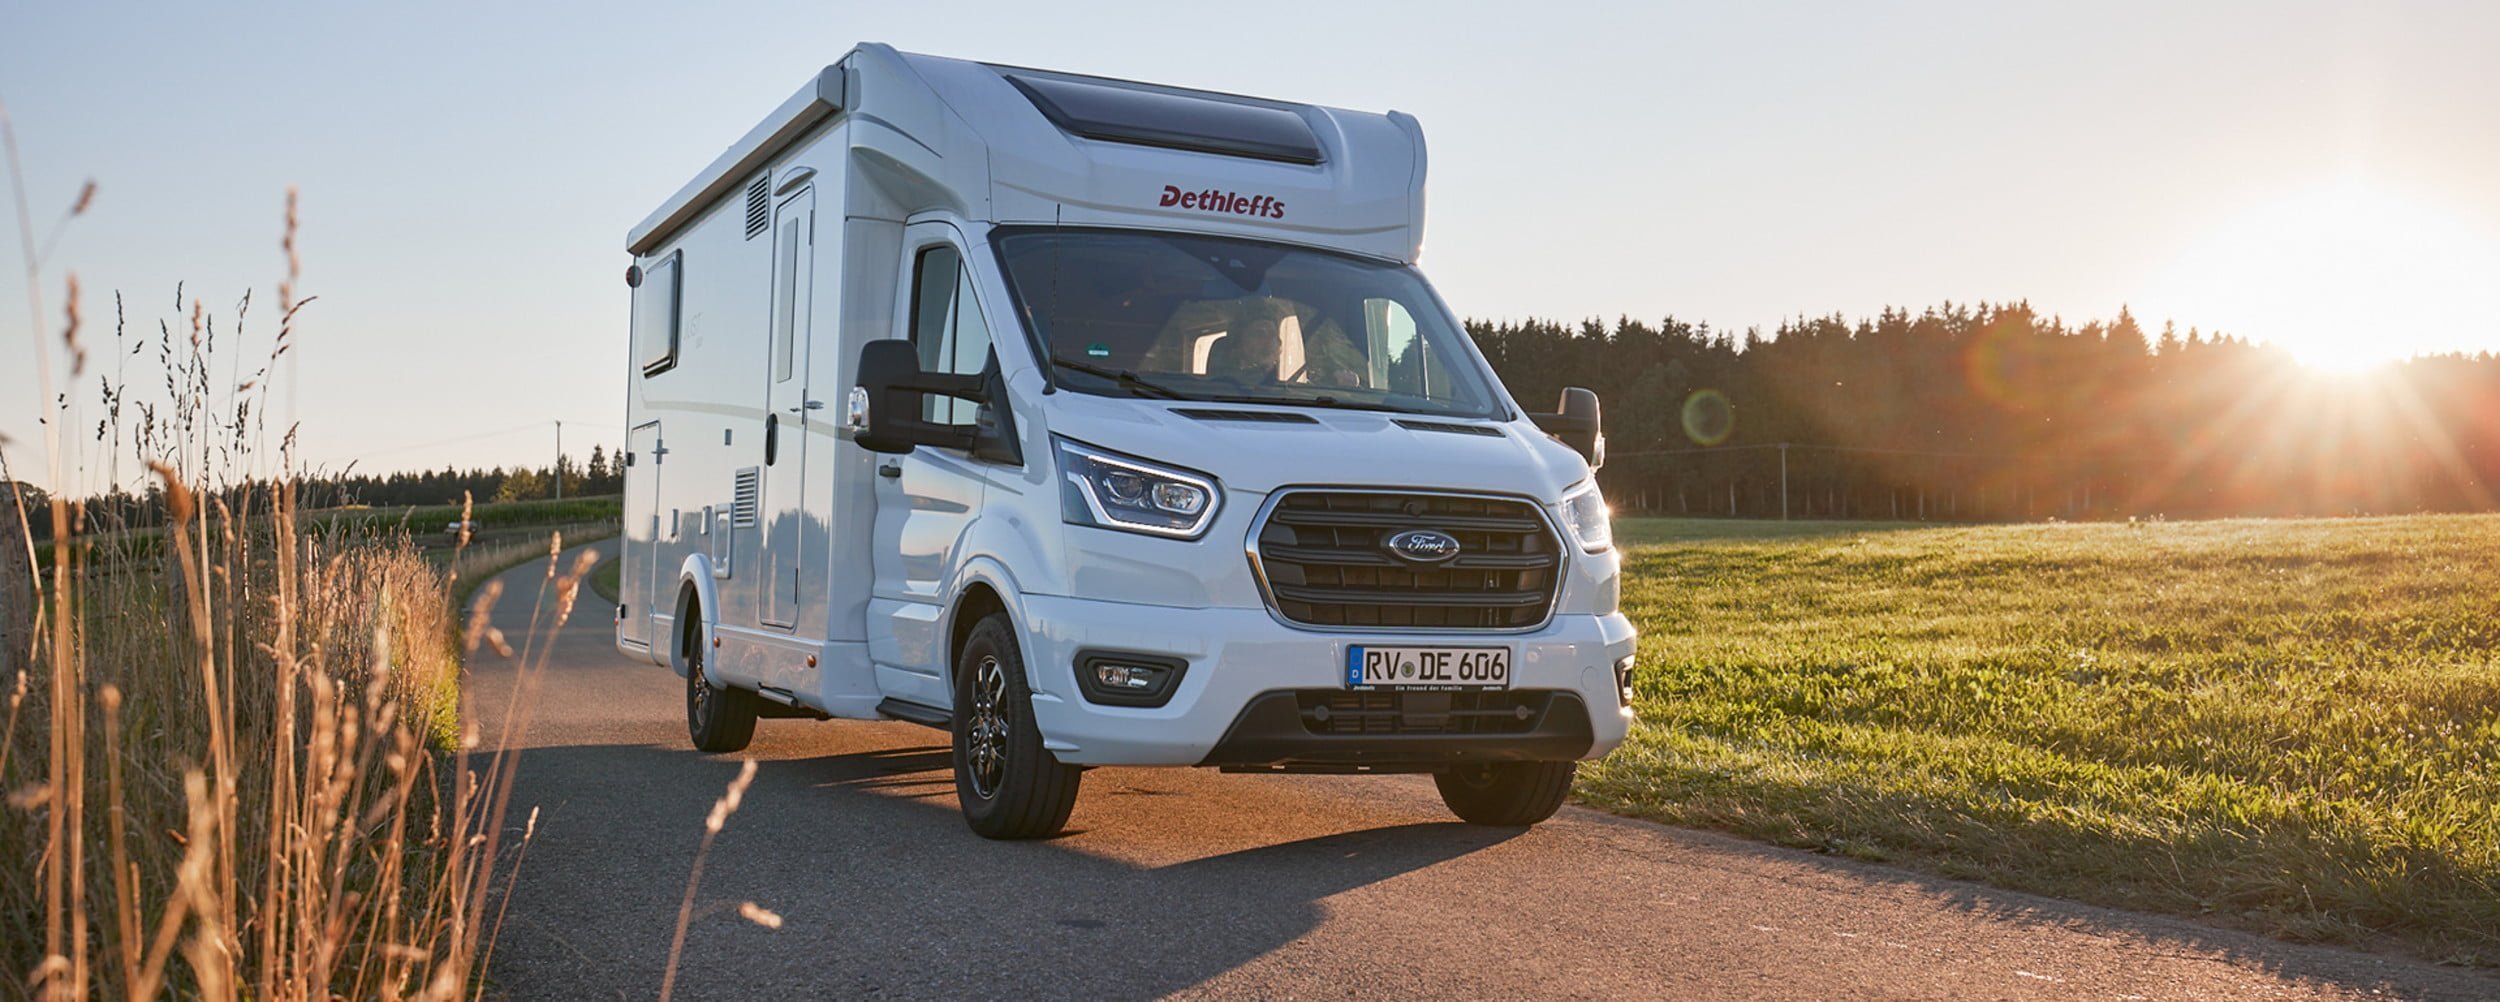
759, 184, 815, 629
621, 419, 663, 647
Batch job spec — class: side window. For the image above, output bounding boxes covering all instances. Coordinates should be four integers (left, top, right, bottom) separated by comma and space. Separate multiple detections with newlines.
907, 244, 992, 427
635, 252, 682, 376
771, 215, 803, 382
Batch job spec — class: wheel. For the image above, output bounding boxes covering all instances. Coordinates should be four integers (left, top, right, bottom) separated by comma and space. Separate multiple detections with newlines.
684, 617, 758, 753
952, 613, 1082, 839
1434, 760, 1577, 826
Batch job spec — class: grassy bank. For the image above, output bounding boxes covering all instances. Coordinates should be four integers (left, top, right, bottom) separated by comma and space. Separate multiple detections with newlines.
1584, 515, 2500, 966
324, 494, 622, 541
588, 554, 621, 606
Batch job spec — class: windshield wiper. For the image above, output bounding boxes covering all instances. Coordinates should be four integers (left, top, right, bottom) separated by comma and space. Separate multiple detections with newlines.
1048, 357, 1187, 400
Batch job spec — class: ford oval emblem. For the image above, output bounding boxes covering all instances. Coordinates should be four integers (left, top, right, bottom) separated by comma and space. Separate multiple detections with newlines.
1385, 529, 1462, 564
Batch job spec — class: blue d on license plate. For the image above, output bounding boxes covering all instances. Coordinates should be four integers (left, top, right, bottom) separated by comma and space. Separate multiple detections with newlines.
1345, 645, 1512, 689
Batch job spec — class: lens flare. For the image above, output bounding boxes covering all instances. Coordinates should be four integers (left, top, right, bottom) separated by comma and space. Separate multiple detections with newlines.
1681, 389, 1734, 446
1962, 316, 2061, 413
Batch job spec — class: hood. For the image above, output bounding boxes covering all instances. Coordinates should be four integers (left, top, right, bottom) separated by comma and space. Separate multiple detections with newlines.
1037, 393, 1593, 500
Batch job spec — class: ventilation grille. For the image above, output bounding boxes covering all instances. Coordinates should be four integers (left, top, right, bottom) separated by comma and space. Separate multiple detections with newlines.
1253, 491, 1563, 630
743, 175, 770, 239
1174, 408, 1320, 425
732, 467, 761, 527
1394, 419, 1504, 438
1296, 689, 1552, 736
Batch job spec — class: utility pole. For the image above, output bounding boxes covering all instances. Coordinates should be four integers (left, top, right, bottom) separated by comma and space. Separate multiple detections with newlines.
1778, 443, 1790, 521
554, 420, 564, 501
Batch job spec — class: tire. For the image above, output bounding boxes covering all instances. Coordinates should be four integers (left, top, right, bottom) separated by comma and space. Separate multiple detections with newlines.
952, 613, 1082, 839
1435, 760, 1577, 826
684, 616, 758, 753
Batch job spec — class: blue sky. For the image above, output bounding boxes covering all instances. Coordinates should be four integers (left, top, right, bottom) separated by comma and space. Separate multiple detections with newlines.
6, 1, 2498, 493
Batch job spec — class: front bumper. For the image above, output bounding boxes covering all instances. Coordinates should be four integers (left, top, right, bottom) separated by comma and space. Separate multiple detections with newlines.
1017, 594, 1635, 767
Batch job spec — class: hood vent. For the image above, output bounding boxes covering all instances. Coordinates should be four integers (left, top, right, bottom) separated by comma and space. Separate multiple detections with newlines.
743, 175, 771, 239
1175, 408, 1320, 425
1394, 419, 1504, 438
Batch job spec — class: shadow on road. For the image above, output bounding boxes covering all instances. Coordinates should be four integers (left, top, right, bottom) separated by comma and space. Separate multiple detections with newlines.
487, 737, 1522, 1000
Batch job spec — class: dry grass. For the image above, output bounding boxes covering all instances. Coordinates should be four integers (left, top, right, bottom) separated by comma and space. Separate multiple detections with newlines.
0, 150, 589, 997
0, 477, 606, 997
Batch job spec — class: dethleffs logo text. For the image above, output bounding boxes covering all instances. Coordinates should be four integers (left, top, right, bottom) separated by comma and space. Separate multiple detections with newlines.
1158, 185, 1285, 220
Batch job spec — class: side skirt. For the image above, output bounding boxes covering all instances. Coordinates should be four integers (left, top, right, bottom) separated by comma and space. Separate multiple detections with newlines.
875, 697, 951, 730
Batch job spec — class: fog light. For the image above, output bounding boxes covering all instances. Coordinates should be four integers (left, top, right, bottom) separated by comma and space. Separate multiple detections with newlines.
1075, 651, 1188, 708
1096, 663, 1160, 689
1614, 655, 1637, 707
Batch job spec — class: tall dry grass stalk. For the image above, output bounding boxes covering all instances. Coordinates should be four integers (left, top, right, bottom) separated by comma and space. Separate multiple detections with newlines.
1, 152, 560, 997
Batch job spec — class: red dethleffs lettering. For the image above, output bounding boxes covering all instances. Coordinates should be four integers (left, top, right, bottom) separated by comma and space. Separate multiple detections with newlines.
1157, 184, 1285, 220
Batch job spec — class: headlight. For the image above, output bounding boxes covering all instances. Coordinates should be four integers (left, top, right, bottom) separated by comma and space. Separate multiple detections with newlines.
1559, 482, 1612, 553
1055, 437, 1220, 538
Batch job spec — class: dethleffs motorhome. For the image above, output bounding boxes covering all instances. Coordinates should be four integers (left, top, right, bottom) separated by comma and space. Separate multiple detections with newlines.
617, 44, 1634, 838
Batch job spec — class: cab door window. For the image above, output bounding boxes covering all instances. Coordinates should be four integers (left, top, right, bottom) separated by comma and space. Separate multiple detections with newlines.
908, 245, 992, 427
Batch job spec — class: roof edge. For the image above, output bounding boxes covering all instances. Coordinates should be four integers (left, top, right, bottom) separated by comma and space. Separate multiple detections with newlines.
625, 62, 850, 256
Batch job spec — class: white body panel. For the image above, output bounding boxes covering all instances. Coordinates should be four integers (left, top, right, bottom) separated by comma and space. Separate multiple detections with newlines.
619, 44, 1632, 765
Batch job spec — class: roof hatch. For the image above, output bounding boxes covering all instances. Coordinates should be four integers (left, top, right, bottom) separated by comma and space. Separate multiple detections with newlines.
1001, 71, 1323, 165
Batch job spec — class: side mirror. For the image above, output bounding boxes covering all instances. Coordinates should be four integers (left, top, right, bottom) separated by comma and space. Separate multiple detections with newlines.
851, 340, 992, 456
1530, 387, 1605, 469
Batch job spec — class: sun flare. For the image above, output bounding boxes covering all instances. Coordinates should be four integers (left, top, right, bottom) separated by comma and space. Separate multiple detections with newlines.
2146, 180, 2500, 373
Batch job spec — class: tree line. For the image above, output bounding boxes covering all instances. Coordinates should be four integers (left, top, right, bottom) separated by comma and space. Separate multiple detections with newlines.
1468, 302, 2500, 520
17, 299, 2500, 536
6, 447, 623, 540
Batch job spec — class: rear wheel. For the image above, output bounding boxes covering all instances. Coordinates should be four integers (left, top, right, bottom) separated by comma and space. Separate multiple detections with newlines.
1435, 760, 1577, 826
953, 613, 1082, 839
684, 615, 758, 753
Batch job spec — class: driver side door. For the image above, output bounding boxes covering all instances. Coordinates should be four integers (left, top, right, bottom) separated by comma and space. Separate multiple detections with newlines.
865, 223, 996, 706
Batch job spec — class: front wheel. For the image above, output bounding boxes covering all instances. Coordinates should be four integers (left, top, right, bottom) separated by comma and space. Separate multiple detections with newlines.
952, 613, 1082, 839
1435, 760, 1577, 826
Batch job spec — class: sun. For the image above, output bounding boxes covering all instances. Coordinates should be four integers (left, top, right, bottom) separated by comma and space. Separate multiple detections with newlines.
2143, 180, 2500, 373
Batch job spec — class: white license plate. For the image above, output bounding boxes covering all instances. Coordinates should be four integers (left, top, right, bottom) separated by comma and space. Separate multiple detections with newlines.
1344, 645, 1512, 690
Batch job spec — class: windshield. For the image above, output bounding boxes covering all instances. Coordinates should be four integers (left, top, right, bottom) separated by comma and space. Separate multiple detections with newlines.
993, 228, 1505, 419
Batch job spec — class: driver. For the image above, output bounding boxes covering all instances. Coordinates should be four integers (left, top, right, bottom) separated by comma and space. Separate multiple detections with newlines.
1175, 297, 1367, 388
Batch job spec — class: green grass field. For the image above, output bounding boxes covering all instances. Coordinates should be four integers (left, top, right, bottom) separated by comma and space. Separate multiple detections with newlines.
1586, 515, 2500, 966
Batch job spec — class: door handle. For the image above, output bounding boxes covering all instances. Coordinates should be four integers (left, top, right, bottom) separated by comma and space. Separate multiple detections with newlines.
877, 463, 902, 479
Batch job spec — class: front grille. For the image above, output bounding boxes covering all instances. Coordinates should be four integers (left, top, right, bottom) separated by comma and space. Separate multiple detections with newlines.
1296, 689, 1552, 736
1253, 491, 1563, 629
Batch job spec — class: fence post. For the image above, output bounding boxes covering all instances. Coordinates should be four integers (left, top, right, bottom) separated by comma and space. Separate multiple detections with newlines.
1779, 444, 1791, 521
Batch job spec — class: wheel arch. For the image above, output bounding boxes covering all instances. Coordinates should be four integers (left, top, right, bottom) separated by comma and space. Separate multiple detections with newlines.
669, 553, 722, 682
944, 559, 1026, 692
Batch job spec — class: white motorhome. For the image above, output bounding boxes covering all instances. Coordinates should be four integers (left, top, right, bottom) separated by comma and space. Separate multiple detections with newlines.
617, 44, 1634, 838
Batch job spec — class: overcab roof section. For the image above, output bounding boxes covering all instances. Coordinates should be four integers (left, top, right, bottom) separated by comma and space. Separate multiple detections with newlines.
1000, 70, 1324, 166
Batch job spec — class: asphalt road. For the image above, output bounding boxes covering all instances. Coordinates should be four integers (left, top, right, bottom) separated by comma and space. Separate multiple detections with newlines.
471, 541, 2494, 1000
